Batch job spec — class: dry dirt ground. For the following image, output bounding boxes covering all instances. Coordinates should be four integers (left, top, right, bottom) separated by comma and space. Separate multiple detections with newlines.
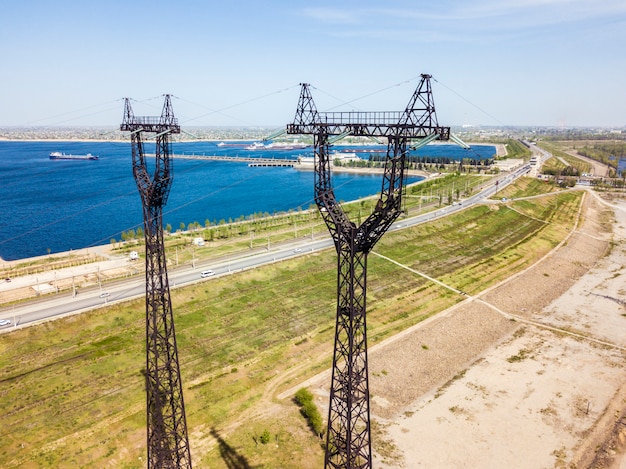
296, 189, 626, 468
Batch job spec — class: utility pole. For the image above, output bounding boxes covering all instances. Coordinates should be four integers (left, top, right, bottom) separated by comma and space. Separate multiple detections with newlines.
120, 95, 192, 469
286, 75, 450, 468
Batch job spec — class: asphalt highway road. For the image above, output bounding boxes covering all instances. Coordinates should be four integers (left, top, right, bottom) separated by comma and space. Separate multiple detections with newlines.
0, 239, 334, 330
0, 165, 530, 332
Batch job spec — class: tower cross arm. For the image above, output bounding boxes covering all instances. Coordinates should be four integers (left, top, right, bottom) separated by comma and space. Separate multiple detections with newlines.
121, 117, 180, 134
287, 115, 450, 139
120, 96, 181, 134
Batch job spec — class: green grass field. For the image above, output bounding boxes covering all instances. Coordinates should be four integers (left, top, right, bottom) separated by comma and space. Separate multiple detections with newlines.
0, 178, 584, 468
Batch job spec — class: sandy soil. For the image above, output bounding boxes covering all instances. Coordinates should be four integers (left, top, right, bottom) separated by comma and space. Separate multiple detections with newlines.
368, 190, 626, 468
296, 189, 626, 468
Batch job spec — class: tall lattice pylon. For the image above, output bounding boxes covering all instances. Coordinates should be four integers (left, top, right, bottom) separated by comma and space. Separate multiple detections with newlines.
120, 96, 192, 469
287, 76, 449, 468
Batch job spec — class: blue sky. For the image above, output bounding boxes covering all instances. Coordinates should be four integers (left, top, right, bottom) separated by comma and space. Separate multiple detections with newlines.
1, 0, 625, 128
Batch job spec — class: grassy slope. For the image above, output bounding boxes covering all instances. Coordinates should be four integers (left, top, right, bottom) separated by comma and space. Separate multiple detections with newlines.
0, 180, 583, 468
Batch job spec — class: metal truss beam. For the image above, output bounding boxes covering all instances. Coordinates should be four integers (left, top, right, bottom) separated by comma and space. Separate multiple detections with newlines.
121, 96, 192, 469
288, 76, 450, 140
286, 74, 449, 469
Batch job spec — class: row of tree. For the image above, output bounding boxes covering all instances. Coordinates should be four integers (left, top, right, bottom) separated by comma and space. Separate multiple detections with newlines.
365, 155, 494, 165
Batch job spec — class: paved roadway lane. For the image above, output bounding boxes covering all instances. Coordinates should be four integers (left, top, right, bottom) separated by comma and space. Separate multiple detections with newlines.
0, 240, 334, 330
0, 166, 529, 332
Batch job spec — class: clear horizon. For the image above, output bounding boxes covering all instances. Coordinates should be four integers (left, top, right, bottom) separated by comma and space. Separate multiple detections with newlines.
1, 1, 625, 129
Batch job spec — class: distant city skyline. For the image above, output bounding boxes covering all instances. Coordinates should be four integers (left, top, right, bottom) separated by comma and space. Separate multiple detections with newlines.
1, 0, 625, 128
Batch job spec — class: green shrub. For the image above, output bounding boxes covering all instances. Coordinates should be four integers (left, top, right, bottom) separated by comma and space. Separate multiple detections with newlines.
295, 387, 314, 406
295, 388, 324, 437
300, 402, 324, 436
259, 429, 271, 445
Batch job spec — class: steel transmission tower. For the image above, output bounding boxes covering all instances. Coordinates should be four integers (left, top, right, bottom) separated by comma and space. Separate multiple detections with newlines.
286, 75, 450, 469
120, 96, 193, 469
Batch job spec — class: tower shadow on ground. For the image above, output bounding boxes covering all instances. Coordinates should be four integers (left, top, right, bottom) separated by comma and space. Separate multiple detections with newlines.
210, 428, 257, 469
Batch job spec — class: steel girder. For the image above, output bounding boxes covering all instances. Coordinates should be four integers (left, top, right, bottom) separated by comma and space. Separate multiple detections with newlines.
318, 133, 406, 469
326, 245, 370, 469
287, 76, 449, 140
286, 75, 448, 469
121, 96, 192, 469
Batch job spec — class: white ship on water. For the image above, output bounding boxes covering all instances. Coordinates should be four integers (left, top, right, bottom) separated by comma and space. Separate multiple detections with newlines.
49, 151, 99, 161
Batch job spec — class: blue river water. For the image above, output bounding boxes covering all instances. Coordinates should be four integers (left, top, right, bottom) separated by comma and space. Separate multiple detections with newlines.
0, 140, 495, 260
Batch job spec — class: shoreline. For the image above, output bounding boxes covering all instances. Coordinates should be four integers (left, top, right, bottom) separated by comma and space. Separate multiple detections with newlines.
0, 244, 111, 267
0, 169, 428, 264
0, 137, 506, 159
0, 136, 504, 147
0, 139, 499, 263
0, 169, 435, 264
294, 164, 432, 178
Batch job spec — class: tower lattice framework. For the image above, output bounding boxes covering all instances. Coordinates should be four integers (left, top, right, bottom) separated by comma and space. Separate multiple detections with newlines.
286, 75, 450, 469
120, 95, 192, 469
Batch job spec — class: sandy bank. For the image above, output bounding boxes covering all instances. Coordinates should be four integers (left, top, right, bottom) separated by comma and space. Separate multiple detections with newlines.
372, 191, 626, 468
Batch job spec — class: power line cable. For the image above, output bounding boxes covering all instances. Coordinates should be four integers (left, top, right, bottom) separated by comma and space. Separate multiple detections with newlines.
317, 75, 422, 112
174, 85, 300, 127
431, 77, 507, 126
21, 98, 125, 127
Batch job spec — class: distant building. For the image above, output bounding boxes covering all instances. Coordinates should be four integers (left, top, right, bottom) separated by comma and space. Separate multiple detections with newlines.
192, 237, 205, 246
